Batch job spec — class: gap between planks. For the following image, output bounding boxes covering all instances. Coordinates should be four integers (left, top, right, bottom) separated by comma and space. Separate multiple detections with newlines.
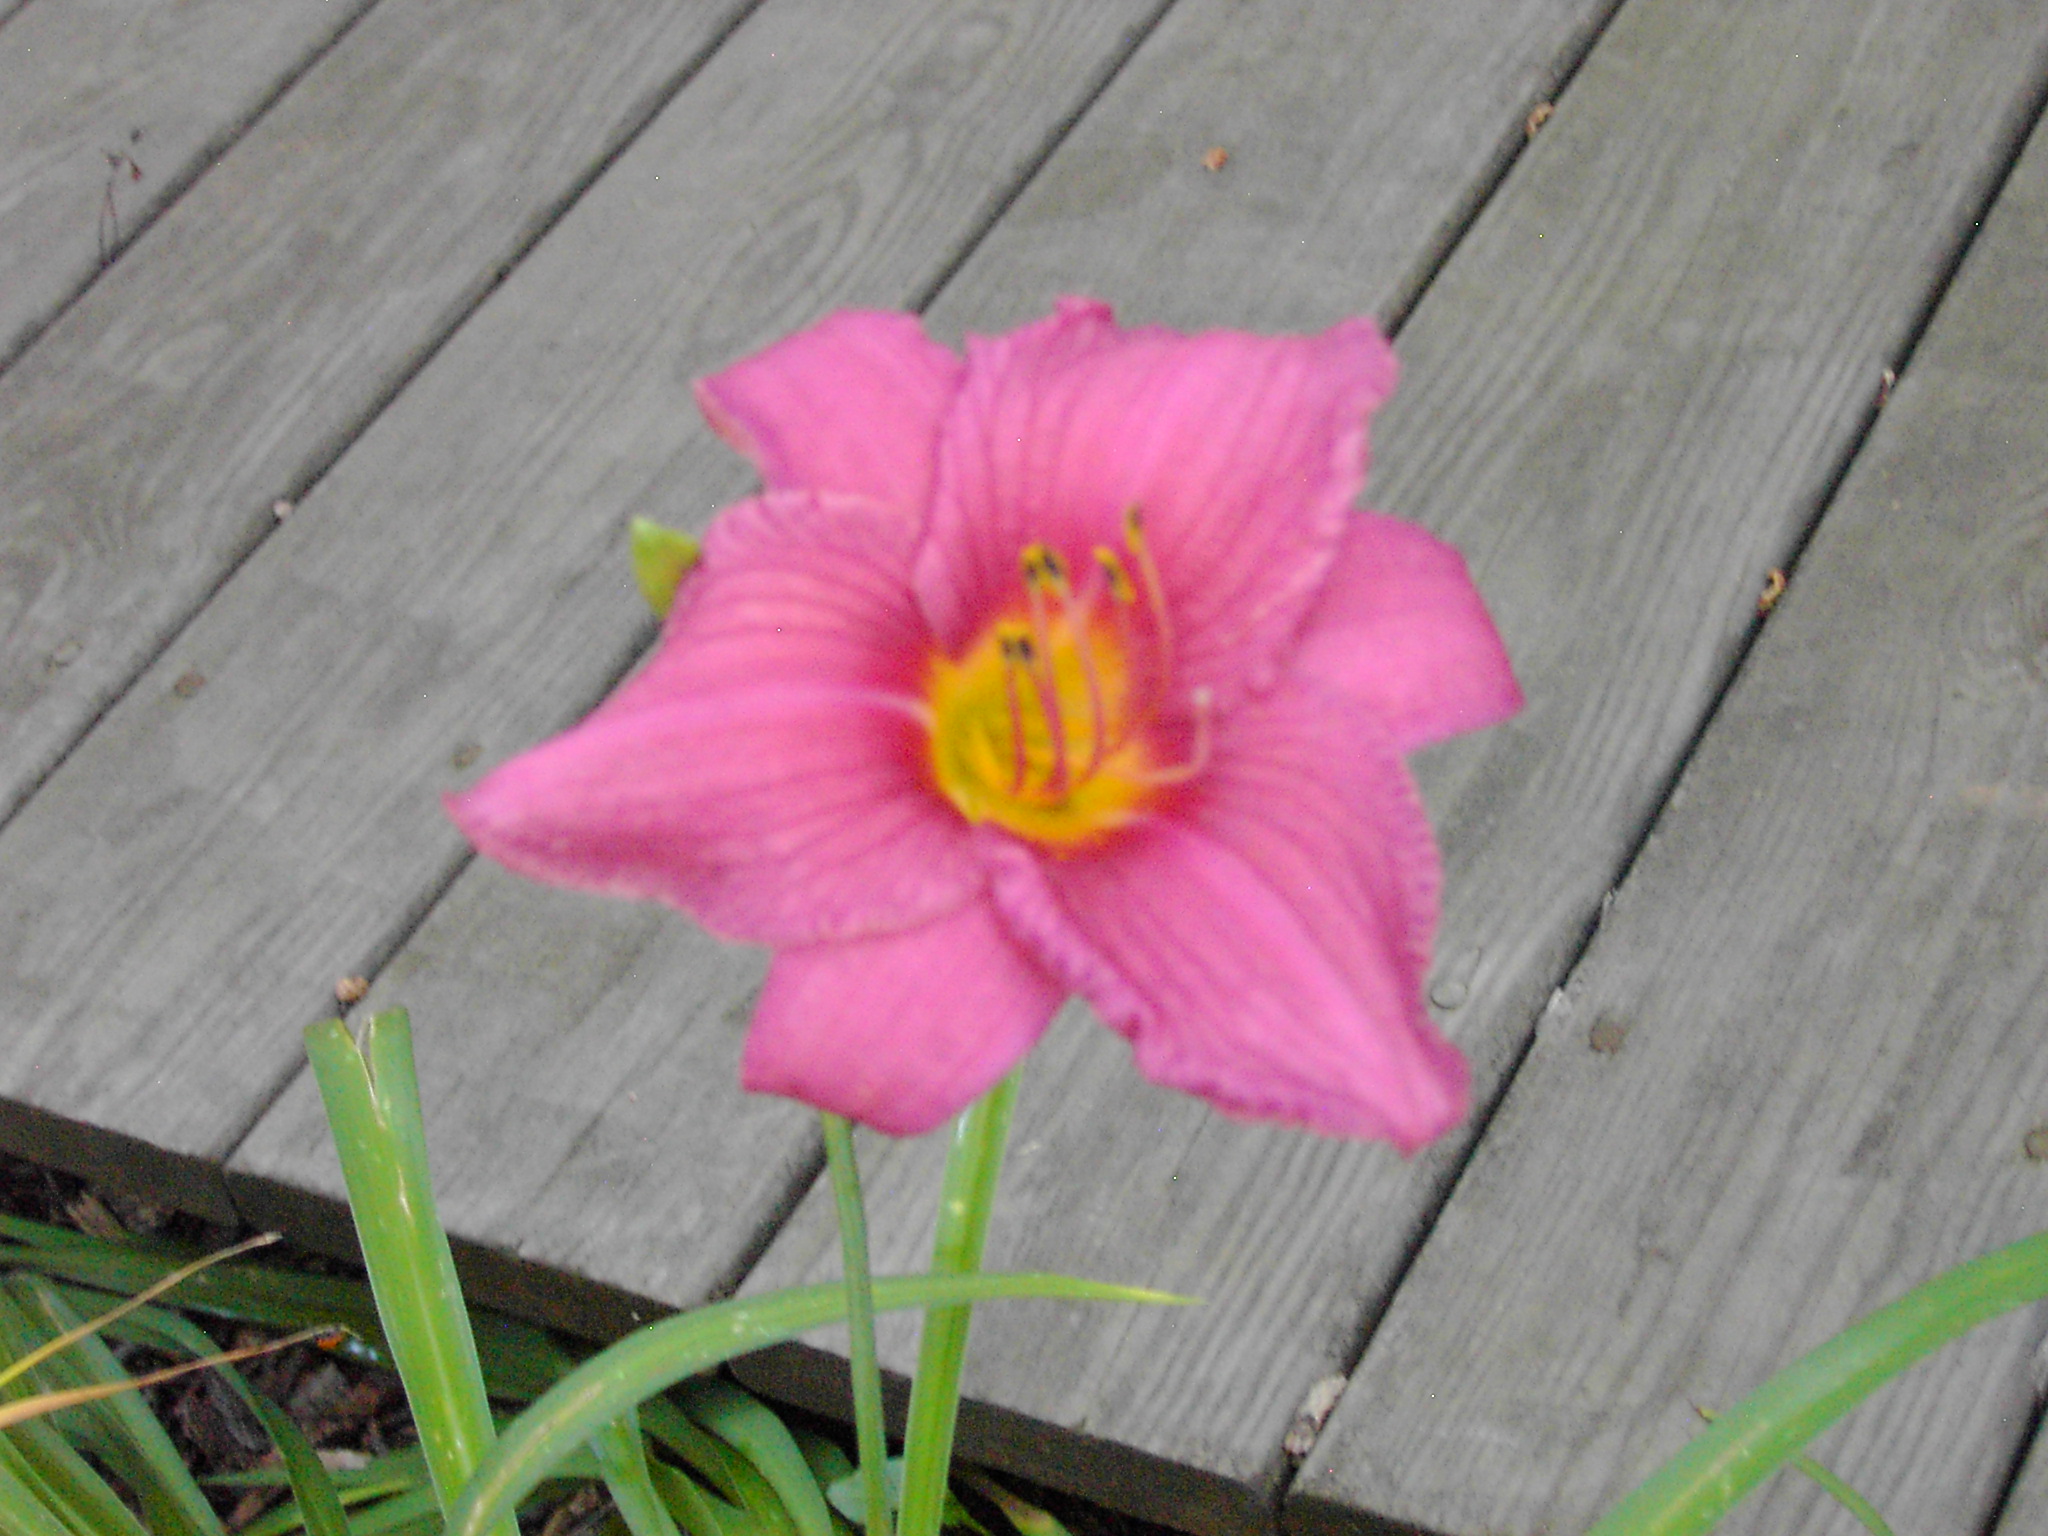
734, 1, 2048, 1532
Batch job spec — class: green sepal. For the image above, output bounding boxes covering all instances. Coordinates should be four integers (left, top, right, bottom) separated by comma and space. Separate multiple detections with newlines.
632, 519, 703, 618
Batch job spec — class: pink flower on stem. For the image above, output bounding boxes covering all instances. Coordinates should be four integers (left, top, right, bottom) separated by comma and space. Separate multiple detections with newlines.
449, 299, 1520, 1150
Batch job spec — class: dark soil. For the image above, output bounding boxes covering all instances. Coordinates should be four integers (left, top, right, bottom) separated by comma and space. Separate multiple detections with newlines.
0, 1148, 426, 1531
0, 1149, 1173, 1536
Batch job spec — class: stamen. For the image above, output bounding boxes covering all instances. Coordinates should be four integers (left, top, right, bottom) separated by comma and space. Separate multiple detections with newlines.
1012, 548, 1110, 779
1094, 547, 1136, 605
1093, 547, 1144, 690
998, 631, 1031, 794
1122, 505, 1175, 666
927, 526, 1205, 843
1074, 620, 1108, 778
1024, 542, 1071, 598
1017, 609, 1069, 799
1012, 551, 1079, 794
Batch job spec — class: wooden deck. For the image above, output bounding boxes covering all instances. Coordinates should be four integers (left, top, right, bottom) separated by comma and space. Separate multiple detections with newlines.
5, 2, 2048, 1532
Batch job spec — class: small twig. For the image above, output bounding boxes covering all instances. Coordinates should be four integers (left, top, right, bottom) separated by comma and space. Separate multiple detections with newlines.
96, 131, 144, 266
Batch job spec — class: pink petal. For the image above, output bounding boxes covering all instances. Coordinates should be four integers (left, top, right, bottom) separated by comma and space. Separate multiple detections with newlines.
449, 492, 978, 946
695, 311, 961, 519
1288, 512, 1523, 752
916, 298, 1398, 701
612, 490, 933, 707
743, 899, 1064, 1135
451, 688, 975, 946
984, 682, 1465, 1151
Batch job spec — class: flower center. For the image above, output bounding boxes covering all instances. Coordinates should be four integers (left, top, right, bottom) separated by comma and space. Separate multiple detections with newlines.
926, 508, 1207, 849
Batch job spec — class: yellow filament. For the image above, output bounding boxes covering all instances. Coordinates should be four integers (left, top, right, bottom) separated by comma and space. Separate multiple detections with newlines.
929, 608, 1146, 847
1122, 505, 1175, 665
1019, 555, 1069, 794
927, 528, 1205, 847
998, 630, 1031, 793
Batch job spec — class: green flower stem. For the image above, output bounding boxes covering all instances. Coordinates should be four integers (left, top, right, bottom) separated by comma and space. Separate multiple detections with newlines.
821, 1114, 893, 1536
305, 1011, 516, 1536
1588, 1227, 2048, 1536
896, 1073, 1020, 1536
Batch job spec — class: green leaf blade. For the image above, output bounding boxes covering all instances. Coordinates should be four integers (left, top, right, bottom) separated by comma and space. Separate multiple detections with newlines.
304, 1011, 509, 1535
898, 1076, 1018, 1536
591, 1407, 684, 1536
678, 1376, 832, 1536
445, 1273, 1185, 1536
241, 1391, 354, 1536
1588, 1228, 2048, 1536
3, 1275, 224, 1536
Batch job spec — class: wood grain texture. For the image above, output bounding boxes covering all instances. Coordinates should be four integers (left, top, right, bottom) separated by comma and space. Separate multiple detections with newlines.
227, 0, 1174, 1295
232, 861, 811, 1340
902, 0, 1620, 341
1997, 1424, 2048, 1536
0, 0, 1161, 1224
0, 0, 762, 830
230, 0, 1178, 1294
0, 0, 372, 369
736, 0, 2048, 1529
1291, 94, 2048, 1536
227, 0, 1620, 1503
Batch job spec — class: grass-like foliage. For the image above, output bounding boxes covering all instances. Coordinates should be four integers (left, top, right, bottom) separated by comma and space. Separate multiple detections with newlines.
0, 1011, 1150, 1536
308, 1009, 1180, 1536
3, 1001, 2037, 1536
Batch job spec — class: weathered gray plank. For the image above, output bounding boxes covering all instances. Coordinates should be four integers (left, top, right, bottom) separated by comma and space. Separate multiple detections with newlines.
0, 0, 763, 830
236, 861, 808, 1340
895, 0, 1617, 339
734, 0, 2048, 1529
227, 0, 1189, 1303
226, 0, 1615, 1461
0, 0, 1166, 1220
0, 0, 373, 370
1997, 1421, 2048, 1536
1291, 92, 2048, 1536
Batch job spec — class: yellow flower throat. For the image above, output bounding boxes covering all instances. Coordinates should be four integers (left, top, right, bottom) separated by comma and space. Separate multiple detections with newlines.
926, 509, 1205, 849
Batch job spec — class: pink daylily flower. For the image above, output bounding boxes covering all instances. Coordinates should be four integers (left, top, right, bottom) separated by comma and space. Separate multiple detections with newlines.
448, 299, 1520, 1150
